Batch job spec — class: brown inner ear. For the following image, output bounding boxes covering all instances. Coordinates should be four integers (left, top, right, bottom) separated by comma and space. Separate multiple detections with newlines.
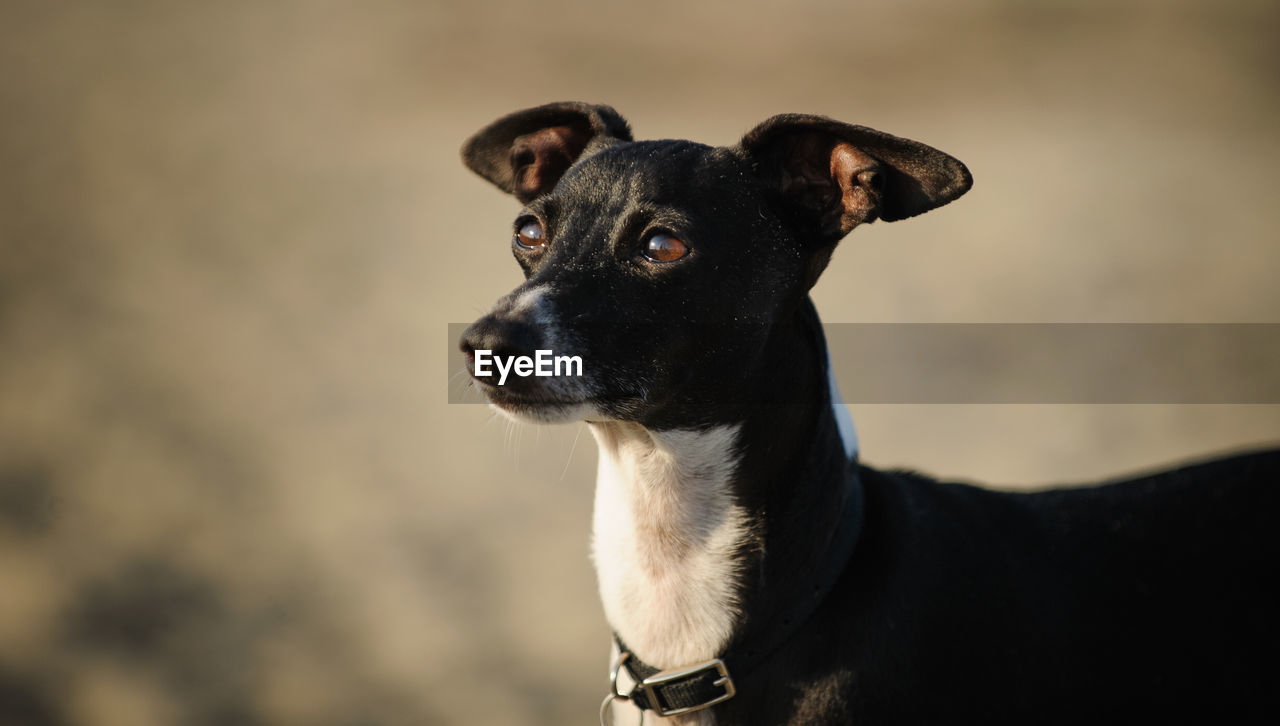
510, 125, 590, 203
829, 143, 884, 233
776, 136, 884, 237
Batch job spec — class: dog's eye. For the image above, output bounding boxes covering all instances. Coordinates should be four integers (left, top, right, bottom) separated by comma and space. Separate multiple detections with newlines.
515, 220, 547, 250
644, 233, 689, 262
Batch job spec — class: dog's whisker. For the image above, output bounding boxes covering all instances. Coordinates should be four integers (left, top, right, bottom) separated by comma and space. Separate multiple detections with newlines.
561, 422, 585, 481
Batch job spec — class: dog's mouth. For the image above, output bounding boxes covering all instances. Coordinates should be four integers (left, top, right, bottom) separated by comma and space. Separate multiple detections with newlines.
459, 353, 594, 422
477, 382, 585, 408
458, 332, 647, 424
476, 383, 598, 424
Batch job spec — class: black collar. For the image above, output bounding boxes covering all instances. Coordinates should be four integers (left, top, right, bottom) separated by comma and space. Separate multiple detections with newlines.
608, 460, 864, 718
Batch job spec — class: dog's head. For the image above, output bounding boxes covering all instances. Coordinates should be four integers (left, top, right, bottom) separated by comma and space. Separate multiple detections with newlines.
459, 102, 970, 428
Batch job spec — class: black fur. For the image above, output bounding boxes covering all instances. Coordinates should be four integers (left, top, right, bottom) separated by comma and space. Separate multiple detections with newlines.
725, 451, 1279, 724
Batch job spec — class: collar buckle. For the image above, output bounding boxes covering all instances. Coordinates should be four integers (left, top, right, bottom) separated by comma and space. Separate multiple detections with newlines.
634, 658, 736, 717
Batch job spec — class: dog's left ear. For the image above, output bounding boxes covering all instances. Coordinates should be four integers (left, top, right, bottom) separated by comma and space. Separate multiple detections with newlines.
462, 101, 633, 204
741, 114, 972, 240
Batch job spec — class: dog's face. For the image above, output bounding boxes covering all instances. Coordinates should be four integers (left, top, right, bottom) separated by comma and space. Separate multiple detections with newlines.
459, 103, 970, 429
466, 140, 802, 428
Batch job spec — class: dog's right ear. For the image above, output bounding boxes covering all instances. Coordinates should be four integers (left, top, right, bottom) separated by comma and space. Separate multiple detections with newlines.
461, 102, 633, 203
741, 114, 971, 239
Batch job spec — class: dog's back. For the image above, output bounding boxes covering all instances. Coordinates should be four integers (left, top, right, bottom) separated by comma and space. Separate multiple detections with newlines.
739, 449, 1280, 723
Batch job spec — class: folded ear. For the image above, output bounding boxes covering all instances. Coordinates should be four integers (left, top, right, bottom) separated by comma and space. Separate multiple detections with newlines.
740, 114, 971, 240
461, 102, 633, 203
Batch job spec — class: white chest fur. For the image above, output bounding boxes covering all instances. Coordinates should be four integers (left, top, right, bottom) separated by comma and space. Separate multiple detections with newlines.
589, 422, 749, 670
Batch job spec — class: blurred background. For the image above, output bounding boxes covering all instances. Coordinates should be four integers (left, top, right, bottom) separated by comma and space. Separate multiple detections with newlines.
2, 1, 1278, 724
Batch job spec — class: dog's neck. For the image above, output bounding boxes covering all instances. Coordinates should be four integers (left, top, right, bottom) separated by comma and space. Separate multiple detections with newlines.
589, 299, 858, 669
590, 421, 749, 667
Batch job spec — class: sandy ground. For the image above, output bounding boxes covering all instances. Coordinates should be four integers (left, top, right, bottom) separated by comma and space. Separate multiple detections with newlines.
2, 1, 1278, 724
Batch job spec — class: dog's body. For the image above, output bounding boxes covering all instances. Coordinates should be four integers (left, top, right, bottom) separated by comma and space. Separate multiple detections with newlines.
458, 102, 1279, 724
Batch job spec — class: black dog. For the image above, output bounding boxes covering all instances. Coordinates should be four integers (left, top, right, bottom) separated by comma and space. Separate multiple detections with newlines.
459, 102, 1279, 724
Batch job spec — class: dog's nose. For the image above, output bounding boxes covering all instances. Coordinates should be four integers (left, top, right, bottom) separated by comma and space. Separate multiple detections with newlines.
459, 315, 545, 383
